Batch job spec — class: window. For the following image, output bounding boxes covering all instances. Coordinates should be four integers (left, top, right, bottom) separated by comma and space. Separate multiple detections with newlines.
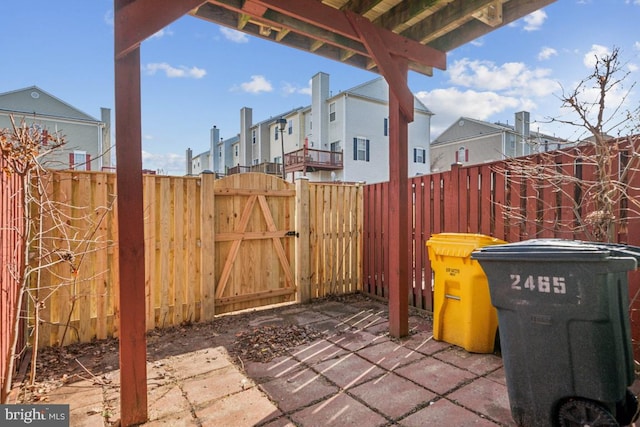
330, 142, 341, 152
455, 147, 469, 163
353, 137, 369, 161
253, 159, 259, 165
69, 151, 91, 171
414, 147, 426, 164
274, 127, 279, 140
218, 147, 222, 158
252, 130, 256, 144
329, 102, 336, 122
234, 145, 239, 156
383, 118, 388, 136
288, 120, 293, 135
274, 156, 282, 164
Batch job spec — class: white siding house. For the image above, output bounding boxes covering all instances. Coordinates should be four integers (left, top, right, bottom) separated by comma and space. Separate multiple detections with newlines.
0, 86, 111, 171
186, 72, 432, 183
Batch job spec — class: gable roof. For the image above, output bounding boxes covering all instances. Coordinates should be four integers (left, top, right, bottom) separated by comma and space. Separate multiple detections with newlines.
333, 76, 432, 114
0, 86, 100, 123
433, 115, 566, 145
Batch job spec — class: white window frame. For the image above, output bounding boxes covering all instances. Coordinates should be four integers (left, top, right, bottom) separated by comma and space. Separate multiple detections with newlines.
73, 150, 88, 171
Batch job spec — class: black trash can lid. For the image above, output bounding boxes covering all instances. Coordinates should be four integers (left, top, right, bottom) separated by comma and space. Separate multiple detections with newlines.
471, 238, 640, 263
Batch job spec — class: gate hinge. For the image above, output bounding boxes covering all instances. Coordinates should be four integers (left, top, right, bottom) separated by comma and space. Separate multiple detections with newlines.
285, 230, 299, 238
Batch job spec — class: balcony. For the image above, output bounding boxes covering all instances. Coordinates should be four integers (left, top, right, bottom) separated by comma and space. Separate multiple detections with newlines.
227, 162, 283, 177
284, 148, 343, 174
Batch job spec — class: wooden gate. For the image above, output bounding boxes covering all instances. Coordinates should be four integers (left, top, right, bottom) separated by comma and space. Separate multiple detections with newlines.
214, 173, 296, 314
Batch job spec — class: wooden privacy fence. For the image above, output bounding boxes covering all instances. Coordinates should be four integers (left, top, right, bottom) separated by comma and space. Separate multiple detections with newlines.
0, 156, 25, 402
26, 172, 361, 348
363, 141, 640, 355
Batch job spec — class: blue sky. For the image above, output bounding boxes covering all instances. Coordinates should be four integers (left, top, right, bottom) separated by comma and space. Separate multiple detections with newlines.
2, 1, 640, 175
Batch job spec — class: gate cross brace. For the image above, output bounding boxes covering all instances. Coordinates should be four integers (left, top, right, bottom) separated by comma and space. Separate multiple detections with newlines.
215, 194, 295, 299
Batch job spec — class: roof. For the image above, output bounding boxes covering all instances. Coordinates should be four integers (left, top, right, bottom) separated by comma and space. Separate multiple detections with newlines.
190, 0, 555, 78
0, 85, 100, 123
432, 115, 567, 146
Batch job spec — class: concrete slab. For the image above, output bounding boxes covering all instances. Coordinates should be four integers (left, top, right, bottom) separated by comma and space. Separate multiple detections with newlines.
244, 355, 306, 384
356, 340, 426, 371
259, 367, 339, 413
165, 347, 234, 379
327, 329, 389, 352
312, 353, 385, 390
289, 391, 388, 427
398, 333, 452, 356
394, 357, 476, 395
398, 398, 498, 427
349, 372, 436, 419
182, 364, 251, 408
196, 387, 282, 427
290, 339, 348, 365
448, 377, 515, 426
433, 346, 503, 375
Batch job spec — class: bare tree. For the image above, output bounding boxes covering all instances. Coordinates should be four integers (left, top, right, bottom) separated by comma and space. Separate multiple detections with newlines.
1, 116, 113, 402
494, 47, 640, 243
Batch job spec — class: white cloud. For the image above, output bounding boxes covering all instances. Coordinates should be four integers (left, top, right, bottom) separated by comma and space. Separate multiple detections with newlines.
145, 62, 207, 79
416, 88, 520, 138
583, 44, 611, 68
634, 41, 640, 51
629, 63, 639, 72
104, 10, 114, 27
523, 10, 547, 31
237, 75, 273, 94
448, 58, 556, 97
141, 151, 185, 176
220, 27, 249, 43
282, 80, 312, 96
538, 47, 558, 61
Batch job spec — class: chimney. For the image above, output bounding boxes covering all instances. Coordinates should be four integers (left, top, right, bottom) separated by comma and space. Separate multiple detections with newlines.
210, 125, 219, 172
101, 107, 112, 168
312, 72, 330, 149
240, 107, 253, 167
515, 111, 530, 139
186, 148, 193, 176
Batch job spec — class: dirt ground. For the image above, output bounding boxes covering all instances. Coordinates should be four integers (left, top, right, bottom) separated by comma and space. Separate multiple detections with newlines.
10, 293, 399, 404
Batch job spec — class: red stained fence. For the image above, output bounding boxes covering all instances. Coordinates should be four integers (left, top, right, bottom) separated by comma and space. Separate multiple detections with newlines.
0, 156, 25, 402
363, 143, 640, 356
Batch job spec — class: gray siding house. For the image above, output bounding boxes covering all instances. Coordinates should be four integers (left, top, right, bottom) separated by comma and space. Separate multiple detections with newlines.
430, 111, 567, 172
0, 86, 111, 171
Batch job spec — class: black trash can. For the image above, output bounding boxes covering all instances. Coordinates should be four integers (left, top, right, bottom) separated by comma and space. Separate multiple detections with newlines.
471, 239, 640, 427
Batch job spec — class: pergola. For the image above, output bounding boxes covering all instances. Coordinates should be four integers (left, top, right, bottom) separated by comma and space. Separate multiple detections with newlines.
114, 0, 555, 424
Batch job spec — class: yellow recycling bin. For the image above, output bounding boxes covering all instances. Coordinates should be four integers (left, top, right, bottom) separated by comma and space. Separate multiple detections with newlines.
426, 233, 507, 353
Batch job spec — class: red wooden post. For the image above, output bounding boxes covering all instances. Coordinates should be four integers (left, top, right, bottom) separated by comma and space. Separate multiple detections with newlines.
446, 163, 461, 231
114, 3, 148, 424
387, 60, 410, 338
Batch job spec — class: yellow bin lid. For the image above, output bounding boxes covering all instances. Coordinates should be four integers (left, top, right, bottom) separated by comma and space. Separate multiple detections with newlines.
426, 233, 507, 258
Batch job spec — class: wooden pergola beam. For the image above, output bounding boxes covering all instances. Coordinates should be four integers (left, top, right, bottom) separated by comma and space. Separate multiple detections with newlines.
116, 0, 207, 58
346, 11, 415, 121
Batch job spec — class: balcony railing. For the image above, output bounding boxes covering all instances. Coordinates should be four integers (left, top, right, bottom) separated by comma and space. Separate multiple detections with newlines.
226, 149, 342, 178
227, 162, 283, 176
285, 148, 343, 173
